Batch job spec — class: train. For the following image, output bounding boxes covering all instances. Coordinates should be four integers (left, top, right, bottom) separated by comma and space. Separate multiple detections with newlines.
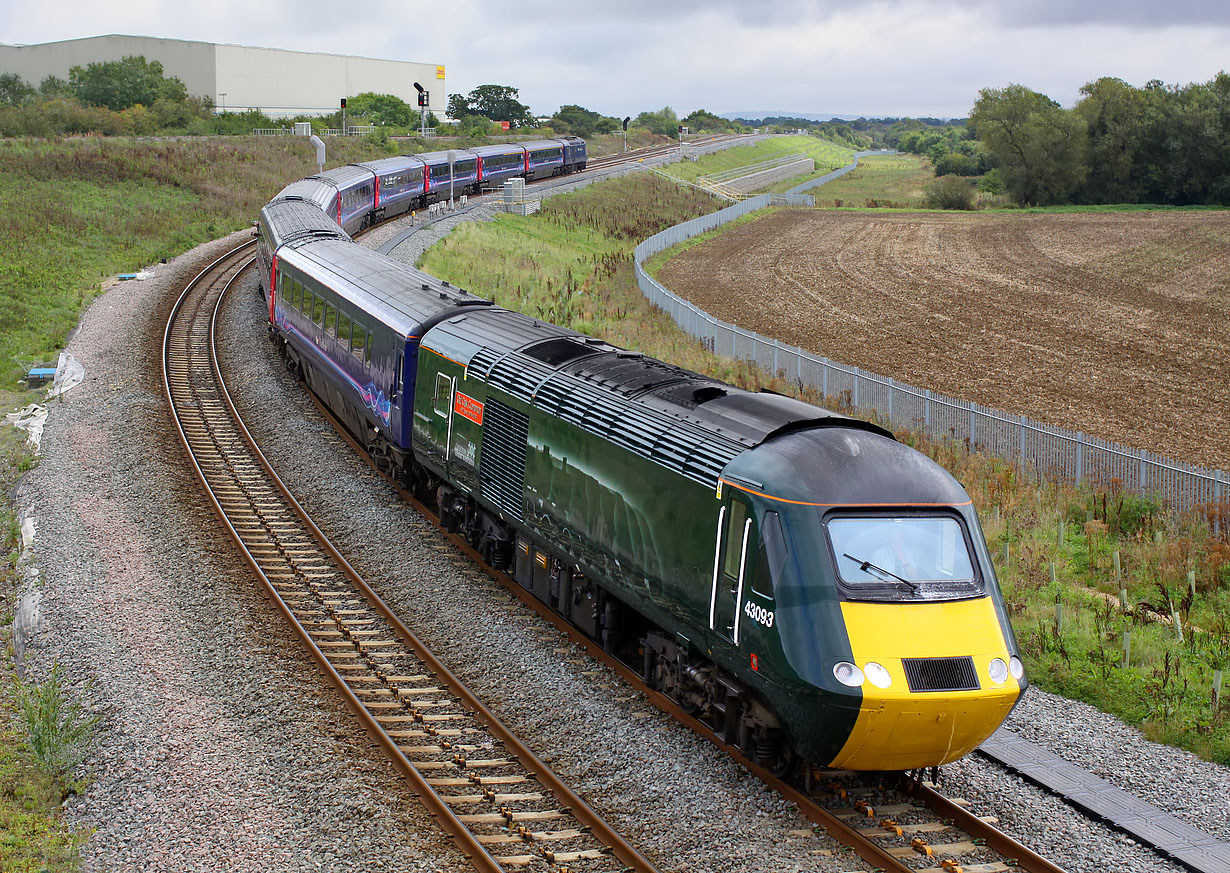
266, 136, 588, 235
254, 136, 1026, 774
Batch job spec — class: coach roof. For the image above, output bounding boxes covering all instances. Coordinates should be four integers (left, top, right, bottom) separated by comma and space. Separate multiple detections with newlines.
279, 238, 489, 338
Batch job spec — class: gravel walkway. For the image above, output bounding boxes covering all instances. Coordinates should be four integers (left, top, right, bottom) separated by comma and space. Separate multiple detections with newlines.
11, 149, 1223, 872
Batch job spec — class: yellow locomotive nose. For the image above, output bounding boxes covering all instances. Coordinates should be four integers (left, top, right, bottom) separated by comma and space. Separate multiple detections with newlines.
829, 597, 1022, 771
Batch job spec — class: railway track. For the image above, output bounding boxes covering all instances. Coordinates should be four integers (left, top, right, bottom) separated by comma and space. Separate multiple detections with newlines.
162, 240, 661, 873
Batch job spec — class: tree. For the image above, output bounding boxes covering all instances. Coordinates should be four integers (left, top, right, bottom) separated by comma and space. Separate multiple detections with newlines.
0, 73, 35, 106
346, 92, 414, 127
550, 104, 617, 138
680, 108, 740, 133
68, 55, 189, 111
633, 106, 679, 136
39, 75, 73, 99
968, 84, 1087, 205
1074, 77, 1147, 202
448, 84, 533, 127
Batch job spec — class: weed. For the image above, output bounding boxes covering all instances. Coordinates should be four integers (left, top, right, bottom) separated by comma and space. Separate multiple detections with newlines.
15, 664, 98, 784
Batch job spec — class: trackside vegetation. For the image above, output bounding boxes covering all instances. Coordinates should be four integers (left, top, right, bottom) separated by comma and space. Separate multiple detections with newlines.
0, 426, 84, 870
0, 136, 399, 382
420, 170, 1230, 765
655, 136, 853, 191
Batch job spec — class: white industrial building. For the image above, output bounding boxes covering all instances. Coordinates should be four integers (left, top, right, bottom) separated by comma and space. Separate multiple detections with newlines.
0, 34, 445, 117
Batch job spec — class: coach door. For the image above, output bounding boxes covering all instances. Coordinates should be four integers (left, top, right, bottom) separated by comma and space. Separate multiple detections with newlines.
711, 493, 754, 645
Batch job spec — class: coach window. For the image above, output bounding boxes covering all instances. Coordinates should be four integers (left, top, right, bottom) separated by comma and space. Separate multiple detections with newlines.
290, 281, 301, 311
324, 303, 336, 337
299, 287, 311, 315
432, 372, 451, 417
337, 313, 351, 350
391, 353, 403, 401
365, 332, 373, 365
312, 293, 324, 325
352, 323, 365, 359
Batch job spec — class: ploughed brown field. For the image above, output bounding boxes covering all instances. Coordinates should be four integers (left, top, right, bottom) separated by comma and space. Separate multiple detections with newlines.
656, 209, 1230, 472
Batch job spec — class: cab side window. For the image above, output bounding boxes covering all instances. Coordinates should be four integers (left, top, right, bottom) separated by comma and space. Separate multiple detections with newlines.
753, 510, 787, 598
722, 499, 748, 582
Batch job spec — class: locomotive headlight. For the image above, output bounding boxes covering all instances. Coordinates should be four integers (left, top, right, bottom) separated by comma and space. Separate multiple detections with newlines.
1009, 656, 1024, 680
863, 661, 892, 689
833, 661, 864, 687
988, 657, 1009, 684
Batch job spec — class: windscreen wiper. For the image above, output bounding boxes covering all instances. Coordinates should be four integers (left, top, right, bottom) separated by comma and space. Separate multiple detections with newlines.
842, 553, 919, 594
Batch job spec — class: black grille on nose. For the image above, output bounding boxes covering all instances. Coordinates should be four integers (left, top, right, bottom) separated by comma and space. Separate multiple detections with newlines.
901, 656, 980, 692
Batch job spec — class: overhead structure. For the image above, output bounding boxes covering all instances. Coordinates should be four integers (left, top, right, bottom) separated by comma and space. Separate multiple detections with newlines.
0, 34, 445, 118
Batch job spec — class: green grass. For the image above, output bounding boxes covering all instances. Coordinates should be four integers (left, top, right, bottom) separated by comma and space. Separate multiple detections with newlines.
0, 136, 397, 380
658, 135, 853, 187
421, 170, 1230, 764
808, 153, 936, 208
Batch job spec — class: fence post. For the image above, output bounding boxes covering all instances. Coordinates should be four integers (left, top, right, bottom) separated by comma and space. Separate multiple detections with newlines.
1216, 470, 1224, 537
773, 339, 779, 376
924, 390, 931, 433
887, 377, 894, 422
822, 360, 828, 399
1019, 415, 1027, 475
1138, 448, 1147, 490
969, 405, 977, 449
852, 368, 860, 407
1075, 432, 1084, 485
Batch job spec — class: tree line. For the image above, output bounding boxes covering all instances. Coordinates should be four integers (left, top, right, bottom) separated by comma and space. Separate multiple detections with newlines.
969, 73, 1230, 206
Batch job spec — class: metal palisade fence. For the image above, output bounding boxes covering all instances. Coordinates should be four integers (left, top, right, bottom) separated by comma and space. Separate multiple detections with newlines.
633, 176, 1227, 516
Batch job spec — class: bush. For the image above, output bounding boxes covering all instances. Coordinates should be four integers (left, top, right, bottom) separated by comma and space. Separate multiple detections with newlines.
15, 663, 98, 781
925, 175, 976, 210
934, 152, 976, 176
978, 168, 1005, 194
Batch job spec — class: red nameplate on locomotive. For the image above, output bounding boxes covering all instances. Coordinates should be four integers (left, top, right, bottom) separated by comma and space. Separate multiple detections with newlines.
454, 392, 484, 425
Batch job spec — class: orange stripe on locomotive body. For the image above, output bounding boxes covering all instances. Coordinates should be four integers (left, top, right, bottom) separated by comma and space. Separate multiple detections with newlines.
828, 597, 1021, 771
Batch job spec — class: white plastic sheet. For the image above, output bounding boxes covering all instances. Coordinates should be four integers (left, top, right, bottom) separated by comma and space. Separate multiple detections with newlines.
5, 403, 47, 450
47, 351, 84, 398
19, 516, 35, 553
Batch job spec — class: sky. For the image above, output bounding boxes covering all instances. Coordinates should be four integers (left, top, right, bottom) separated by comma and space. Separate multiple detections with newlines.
4, 0, 1229, 118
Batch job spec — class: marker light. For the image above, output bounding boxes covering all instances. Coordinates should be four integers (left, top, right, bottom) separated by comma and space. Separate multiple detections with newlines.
988, 658, 1009, 684
833, 662, 864, 687
1009, 656, 1025, 680
864, 662, 892, 689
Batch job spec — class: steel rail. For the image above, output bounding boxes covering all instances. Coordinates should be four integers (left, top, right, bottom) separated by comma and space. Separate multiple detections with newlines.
163, 244, 660, 873
898, 777, 1068, 873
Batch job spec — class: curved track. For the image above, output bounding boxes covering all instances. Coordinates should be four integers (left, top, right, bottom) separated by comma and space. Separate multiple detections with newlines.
162, 240, 660, 873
